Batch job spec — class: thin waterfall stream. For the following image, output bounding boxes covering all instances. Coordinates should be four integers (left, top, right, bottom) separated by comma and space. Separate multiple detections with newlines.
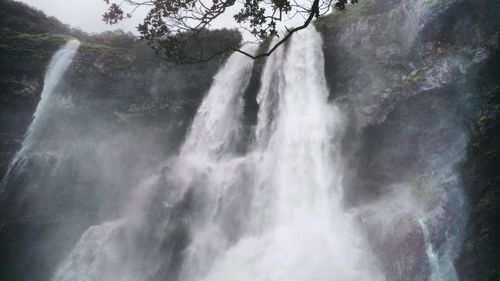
418, 218, 443, 281
0, 40, 80, 192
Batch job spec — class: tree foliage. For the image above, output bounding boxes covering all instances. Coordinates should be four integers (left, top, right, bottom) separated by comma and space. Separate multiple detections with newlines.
102, 0, 357, 62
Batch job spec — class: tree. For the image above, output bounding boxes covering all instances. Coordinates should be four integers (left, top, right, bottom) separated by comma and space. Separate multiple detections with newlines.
102, 0, 357, 62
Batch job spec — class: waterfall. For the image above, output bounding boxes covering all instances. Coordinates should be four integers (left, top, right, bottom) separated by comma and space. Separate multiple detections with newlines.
53, 27, 384, 281
0, 40, 80, 192
180, 44, 256, 157
52, 44, 258, 281
418, 218, 443, 281
418, 216, 461, 281
187, 26, 383, 281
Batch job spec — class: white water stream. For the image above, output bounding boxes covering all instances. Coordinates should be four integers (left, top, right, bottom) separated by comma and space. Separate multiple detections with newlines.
0, 40, 80, 192
53, 27, 383, 281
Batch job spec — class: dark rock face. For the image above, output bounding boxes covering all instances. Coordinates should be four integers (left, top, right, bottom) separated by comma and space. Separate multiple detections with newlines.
456, 82, 500, 279
317, 0, 500, 280
360, 200, 429, 281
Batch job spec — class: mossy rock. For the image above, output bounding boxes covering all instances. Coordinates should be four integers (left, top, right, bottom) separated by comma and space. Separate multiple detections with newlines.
315, 0, 375, 31
0, 28, 73, 62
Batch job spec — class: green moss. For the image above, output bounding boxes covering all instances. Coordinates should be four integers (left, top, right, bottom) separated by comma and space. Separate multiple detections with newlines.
411, 174, 442, 205
388, 66, 431, 91
80, 42, 120, 53
461, 84, 500, 280
0, 28, 73, 45
477, 190, 498, 213
421, 0, 458, 8
484, 265, 500, 281
482, 29, 500, 47
0, 28, 74, 60
16, 32, 73, 44
315, 0, 375, 31
465, 240, 475, 252
411, 74, 426, 82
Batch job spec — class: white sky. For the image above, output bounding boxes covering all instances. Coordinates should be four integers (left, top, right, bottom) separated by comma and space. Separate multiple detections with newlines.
18, 0, 246, 35
19, 0, 147, 34
18, 0, 307, 40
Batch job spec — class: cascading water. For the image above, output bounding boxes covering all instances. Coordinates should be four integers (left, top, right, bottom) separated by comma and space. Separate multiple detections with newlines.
418, 214, 462, 281
418, 218, 443, 281
53, 27, 384, 281
194, 27, 383, 281
52, 44, 258, 281
0, 40, 80, 191
180, 44, 256, 156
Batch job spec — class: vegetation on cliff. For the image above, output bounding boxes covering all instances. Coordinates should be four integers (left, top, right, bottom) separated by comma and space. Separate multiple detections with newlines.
459, 85, 500, 281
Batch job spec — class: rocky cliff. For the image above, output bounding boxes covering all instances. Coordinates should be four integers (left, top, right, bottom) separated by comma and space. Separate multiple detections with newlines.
315, 0, 500, 280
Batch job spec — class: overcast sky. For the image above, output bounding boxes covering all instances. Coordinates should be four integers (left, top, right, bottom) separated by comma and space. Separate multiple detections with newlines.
18, 0, 304, 40
19, 0, 150, 34
18, 0, 244, 35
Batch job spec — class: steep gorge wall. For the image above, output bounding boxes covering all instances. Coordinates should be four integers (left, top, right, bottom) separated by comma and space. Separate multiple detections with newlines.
316, 0, 500, 280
